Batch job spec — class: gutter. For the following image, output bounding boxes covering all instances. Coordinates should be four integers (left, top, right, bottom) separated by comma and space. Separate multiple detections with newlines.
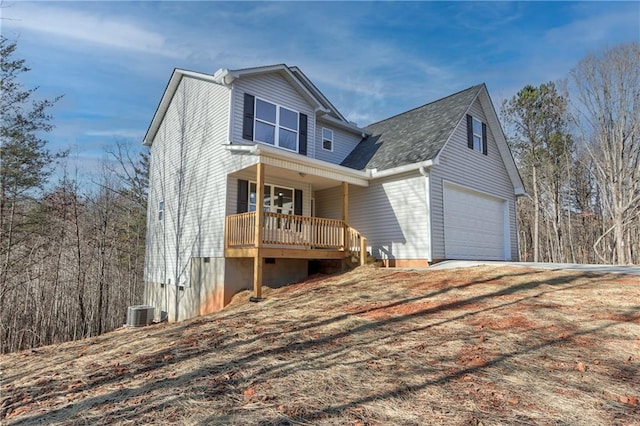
227, 143, 439, 181
367, 159, 438, 179
514, 187, 527, 197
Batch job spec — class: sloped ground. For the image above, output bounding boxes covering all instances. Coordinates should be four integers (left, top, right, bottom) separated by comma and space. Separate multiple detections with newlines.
1, 265, 639, 425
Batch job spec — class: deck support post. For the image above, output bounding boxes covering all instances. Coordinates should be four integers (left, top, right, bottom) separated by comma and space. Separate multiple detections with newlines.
253, 162, 265, 299
341, 182, 349, 270
342, 182, 349, 249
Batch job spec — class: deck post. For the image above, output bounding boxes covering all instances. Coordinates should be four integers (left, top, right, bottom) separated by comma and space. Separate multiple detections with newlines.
253, 162, 265, 299
341, 182, 349, 270
342, 182, 349, 249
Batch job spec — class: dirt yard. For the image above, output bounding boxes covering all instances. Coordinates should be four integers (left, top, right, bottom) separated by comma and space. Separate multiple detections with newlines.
1, 265, 639, 425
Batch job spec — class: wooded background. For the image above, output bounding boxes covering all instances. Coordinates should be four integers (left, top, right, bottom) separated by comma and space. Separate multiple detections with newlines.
1, 38, 638, 353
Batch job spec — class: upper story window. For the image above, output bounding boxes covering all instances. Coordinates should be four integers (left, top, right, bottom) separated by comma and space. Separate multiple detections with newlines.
322, 128, 333, 151
466, 114, 487, 155
158, 200, 164, 221
254, 98, 298, 152
243, 93, 308, 155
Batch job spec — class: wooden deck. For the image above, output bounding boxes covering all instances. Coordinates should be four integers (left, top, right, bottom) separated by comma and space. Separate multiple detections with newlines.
225, 162, 366, 299
224, 211, 367, 263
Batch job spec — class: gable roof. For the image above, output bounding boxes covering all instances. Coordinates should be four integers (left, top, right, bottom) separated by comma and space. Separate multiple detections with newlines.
214, 64, 354, 126
341, 84, 483, 171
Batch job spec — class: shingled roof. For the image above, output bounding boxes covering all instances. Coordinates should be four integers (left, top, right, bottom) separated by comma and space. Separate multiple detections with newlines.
341, 84, 484, 171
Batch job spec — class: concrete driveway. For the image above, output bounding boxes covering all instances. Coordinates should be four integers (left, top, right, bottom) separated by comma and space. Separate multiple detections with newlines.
427, 260, 640, 275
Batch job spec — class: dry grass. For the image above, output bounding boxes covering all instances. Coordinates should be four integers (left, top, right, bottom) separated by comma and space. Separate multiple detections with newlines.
1, 265, 639, 425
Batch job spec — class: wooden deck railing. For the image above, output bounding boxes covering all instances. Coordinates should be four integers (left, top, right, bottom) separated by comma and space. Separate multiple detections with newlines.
225, 211, 367, 264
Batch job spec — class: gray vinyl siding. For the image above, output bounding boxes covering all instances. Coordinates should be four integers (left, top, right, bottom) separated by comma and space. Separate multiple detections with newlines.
230, 73, 317, 158
430, 97, 518, 260
145, 76, 230, 302
314, 120, 362, 165
315, 172, 430, 261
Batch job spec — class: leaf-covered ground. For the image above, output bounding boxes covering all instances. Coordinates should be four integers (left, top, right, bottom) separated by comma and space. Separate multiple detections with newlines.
1, 265, 639, 425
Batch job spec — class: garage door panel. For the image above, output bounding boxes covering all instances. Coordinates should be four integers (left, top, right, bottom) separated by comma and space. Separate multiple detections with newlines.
444, 184, 505, 260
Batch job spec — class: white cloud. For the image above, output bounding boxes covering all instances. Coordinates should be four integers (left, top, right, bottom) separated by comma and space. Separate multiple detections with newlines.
2, 3, 184, 58
545, 8, 639, 47
85, 129, 145, 139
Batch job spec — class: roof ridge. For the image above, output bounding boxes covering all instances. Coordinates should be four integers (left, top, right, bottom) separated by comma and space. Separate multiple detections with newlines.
365, 83, 485, 128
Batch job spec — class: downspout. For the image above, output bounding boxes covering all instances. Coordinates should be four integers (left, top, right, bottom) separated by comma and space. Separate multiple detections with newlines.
419, 166, 433, 263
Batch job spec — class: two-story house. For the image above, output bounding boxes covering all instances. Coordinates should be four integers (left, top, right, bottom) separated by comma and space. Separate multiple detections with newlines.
143, 64, 524, 322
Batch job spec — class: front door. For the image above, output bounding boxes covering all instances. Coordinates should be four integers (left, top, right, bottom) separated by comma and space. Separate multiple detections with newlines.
249, 183, 294, 214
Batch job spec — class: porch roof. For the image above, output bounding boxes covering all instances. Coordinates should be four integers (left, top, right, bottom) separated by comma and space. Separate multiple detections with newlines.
225, 143, 369, 189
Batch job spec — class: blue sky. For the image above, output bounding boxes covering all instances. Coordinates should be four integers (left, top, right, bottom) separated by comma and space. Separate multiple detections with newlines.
2, 1, 639, 186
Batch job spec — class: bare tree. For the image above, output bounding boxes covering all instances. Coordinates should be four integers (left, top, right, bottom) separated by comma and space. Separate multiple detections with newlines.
571, 42, 640, 264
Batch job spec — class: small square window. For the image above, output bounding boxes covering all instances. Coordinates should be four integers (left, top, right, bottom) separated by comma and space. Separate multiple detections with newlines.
158, 200, 164, 221
322, 128, 333, 151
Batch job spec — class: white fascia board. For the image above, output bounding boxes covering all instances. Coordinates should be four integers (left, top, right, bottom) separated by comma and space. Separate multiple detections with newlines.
318, 114, 366, 136
225, 143, 441, 184
143, 69, 225, 146
225, 143, 370, 186
477, 86, 526, 193
515, 187, 527, 197
367, 159, 438, 180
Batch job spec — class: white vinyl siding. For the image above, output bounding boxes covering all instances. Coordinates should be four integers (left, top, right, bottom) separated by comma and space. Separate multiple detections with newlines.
430, 97, 518, 261
315, 172, 429, 261
231, 73, 316, 156
145, 76, 235, 321
314, 120, 362, 164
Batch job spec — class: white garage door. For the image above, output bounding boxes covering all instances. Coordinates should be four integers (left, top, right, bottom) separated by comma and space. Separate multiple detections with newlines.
443, 183, 507, 260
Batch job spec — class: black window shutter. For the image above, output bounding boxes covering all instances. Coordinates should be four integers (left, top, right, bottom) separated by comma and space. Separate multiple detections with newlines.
298, 113, 308, 155
294, 189, 303, 215
237, 179, 249, 213
466, 114, 473, 149
242, 93, 255, 141
482, 122, 488, 155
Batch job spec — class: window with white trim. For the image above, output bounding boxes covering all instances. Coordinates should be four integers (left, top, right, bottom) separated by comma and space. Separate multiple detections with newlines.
322, 128, 333, 151
254, 98, 299, 152
248, 183, 294, 215
158, 200, 164, 221
472, 117, 483, 152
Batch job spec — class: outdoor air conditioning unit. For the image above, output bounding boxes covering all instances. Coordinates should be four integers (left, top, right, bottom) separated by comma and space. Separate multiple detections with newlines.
126, 305, 155, 327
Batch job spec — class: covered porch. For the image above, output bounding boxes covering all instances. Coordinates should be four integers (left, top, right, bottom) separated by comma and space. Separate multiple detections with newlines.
223, 151, 369, 299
